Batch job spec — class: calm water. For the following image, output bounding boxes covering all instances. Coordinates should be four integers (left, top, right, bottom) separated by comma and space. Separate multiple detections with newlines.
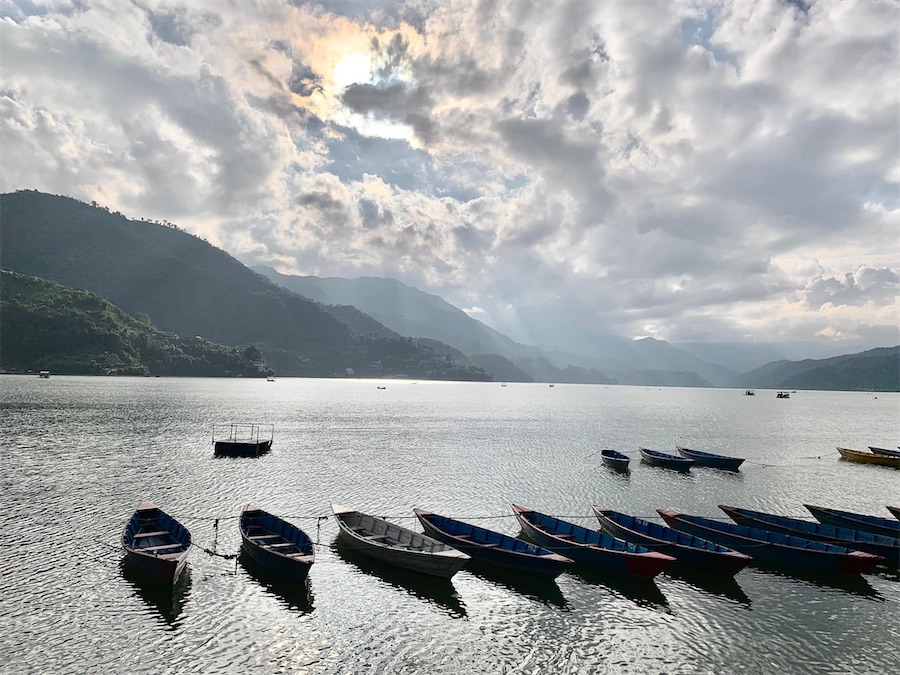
1, 376, 898, 674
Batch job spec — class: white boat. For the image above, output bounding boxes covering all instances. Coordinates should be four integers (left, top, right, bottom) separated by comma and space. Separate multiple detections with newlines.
331, 503, 469, 578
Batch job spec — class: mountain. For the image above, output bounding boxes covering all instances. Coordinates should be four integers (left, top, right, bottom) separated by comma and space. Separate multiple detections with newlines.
254, 266, 729, 386
0, 190, 489, 381
253, 266, 538, 358
0, 270, 267, 376
736, 347, 899, 391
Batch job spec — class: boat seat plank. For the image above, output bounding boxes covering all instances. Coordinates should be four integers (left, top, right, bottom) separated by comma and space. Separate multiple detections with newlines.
134, 531, 169, 539
249, 534, 281, 540
140, 543, 184, 552
269, 542, 296, 548
364, 534, 389, 541
478, 543, 501, 548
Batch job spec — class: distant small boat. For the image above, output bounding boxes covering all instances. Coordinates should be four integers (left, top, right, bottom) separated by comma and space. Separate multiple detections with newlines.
869, 446, 900, 459
331, 504, 469, 578
510, 504, 674, 578
414, 509, 572, 579
501, 383, 507, 387
887, 506, 900, 521
720, 505, 899, 563
549, 384, 554, 388
38, 370, 50, 378
676, 446, 744, 471
639, 447, 694, 471
376, 386, 386, 390
744, 390, 754, 396
600, 449, 630, 471
776, 391, 790, 398
592, 508, 751, 576
266, 375, 275, 382
213, 423, 273, 457
804, 504, 900, 539
122, 501, 192, 584
240, 505, 314, 581
658, 510, 882, 574
836, 447, 899, 468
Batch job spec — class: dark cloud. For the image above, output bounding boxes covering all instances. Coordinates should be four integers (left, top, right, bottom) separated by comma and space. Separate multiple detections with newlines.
341, 81, 436, 143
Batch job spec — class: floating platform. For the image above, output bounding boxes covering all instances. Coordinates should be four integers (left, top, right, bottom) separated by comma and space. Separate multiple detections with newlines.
213, 423, 274, 457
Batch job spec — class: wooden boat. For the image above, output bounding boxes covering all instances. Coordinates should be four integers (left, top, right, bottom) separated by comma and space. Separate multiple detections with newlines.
510, 504, 674, 578
601, 449, 630, 471
676, 446, 745, 471
720, 505, 899, 563
887, 506, 900, 521
213, 423, 273, 457
122, 501, 192, 584
836, 446, 899, 468
869, 446, 900, 458
239, 505, 315, 580
331, 504, 469, 578
592, 508, 751, 576
639, 447, 694, 471
658, 510, 882, 574
38, 370, 50, 378
744, 390, 755, 396
804, 504, 900, 539
776, 391, 790, 398
414, 509, 572, 579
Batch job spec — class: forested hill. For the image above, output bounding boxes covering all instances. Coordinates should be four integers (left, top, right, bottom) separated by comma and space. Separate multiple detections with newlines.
0, 270, 267, 376
736, 346, 899, 392
0, 190, 489, 380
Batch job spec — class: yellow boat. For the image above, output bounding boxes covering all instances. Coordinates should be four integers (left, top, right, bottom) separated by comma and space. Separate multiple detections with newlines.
837, 447, 900, 468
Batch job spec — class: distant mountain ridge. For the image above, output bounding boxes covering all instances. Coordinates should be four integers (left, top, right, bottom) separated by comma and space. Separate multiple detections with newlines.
735, 346, 899, 391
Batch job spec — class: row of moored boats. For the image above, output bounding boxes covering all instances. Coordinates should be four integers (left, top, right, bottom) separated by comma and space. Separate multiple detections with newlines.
600, 445, 900, 472
123, 501, 900, 586
836, 446, 900, 468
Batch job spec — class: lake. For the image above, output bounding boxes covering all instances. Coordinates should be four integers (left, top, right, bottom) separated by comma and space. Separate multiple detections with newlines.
1, 376, 898, 674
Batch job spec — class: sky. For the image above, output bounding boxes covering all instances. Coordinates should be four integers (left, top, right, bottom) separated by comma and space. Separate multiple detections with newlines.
1, 0, 898, 350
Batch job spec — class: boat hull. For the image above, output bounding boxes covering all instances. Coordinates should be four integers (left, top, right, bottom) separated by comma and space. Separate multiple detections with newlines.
888, 506, 900, 521
805, 504, 900, 539
511, 504, 673, 578
869, 446, 900, 459
639, 448, 694, 471
240, 506, 314, 581
122, 501, 192, 585
720, 505, 899, 564
836, 447, 899, 468
676, 446, 744, 471
214, 440, 272, 457
415, 510, 571, 579
332, 505, 468, 579
593, 508, 751, 577
600, 450, 630, 472
659, 510, 882, 575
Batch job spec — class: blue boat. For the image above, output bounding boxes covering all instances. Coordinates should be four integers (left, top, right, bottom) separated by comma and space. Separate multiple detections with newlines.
511, 504, 674, 578
592, 508, 752, 577
658, 510, 883, 574
676, 446, 744, 471
240, 505, 315, 580
869, 446, 900, 459
720, 505, 899, 564
122, 500, 192, 584
804, 504, 900, 539
639, 447, 694, 471
601, 449, 630, 471
414, 509, 572, 579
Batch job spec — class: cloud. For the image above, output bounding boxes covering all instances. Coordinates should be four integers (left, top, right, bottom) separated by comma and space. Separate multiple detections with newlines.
0, 0, 897, 350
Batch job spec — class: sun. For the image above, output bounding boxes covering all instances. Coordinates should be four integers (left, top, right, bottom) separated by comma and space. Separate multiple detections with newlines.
333, 52, 372, 89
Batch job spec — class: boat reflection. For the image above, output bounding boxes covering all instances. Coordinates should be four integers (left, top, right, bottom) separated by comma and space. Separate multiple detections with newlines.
568, 565, 669, 611
238, 550, 315, 614
120, 558, 191, 625
752, 563, 881, 599
665, 565, 751, 606
333, 538, 467, 617
464, 561, 569, 609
